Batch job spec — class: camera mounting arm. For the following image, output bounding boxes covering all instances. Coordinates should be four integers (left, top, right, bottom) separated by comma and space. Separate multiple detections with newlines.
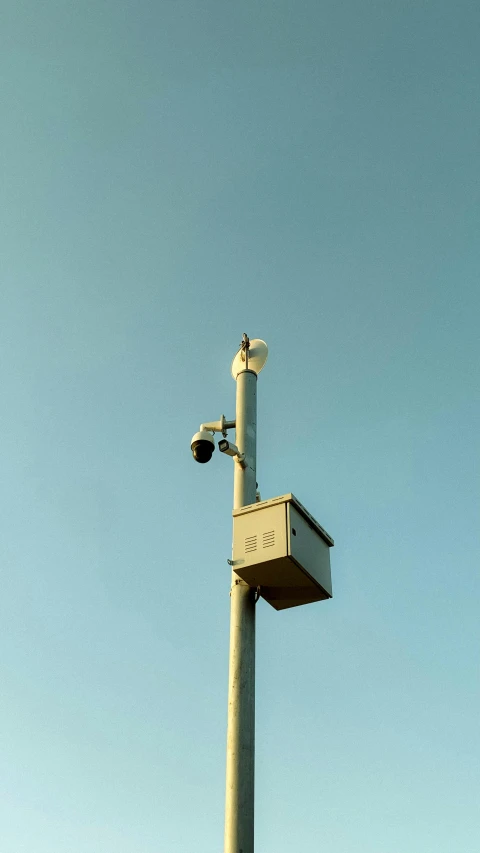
199, 414, 236, 438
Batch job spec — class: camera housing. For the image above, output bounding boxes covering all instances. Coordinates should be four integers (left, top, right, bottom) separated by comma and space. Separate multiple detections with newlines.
219, 439, 238, 457
191, 430, 215, 463
218, 439, 246, 467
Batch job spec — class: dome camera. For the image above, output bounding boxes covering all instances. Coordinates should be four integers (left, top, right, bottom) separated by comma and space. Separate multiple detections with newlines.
191, 430, 215, 463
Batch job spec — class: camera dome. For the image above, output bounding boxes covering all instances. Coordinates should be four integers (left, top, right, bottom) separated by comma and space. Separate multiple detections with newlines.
191, 430, 215, 463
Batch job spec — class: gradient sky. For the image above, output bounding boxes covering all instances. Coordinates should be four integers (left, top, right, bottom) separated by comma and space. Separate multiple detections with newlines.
1, 2, 479, 852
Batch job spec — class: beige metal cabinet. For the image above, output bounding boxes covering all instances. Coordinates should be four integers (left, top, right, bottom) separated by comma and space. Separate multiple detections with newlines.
232, 494, 333, 611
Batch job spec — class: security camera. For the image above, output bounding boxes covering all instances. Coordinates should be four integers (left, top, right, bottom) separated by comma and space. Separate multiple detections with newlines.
218, 439, 246, 467
191, 430, 215, 464
218, 439, 239, 457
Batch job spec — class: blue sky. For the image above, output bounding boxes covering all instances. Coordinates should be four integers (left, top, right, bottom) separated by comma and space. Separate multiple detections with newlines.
1, 2, 479, 851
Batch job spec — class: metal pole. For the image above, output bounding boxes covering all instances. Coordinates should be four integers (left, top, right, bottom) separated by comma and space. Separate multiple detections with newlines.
224, 367, 257, 853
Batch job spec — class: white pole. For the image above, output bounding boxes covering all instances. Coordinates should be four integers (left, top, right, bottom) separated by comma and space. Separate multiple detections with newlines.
224, 366, 257, 853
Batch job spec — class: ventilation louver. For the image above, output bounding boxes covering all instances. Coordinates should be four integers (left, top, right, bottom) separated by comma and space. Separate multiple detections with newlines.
262, 530, 275, 548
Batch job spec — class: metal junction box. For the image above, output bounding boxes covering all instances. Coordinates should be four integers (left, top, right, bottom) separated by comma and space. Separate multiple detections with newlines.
232, 494, 333, 611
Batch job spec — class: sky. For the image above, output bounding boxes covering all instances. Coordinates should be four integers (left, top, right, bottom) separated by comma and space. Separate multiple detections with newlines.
0, 1, 479, 851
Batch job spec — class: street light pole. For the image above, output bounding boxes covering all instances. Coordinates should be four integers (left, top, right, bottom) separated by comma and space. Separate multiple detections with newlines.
191, 335, 333, 853
224, 347, 257, 853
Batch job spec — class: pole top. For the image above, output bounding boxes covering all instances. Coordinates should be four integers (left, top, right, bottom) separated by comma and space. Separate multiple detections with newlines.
231, 336, 268, 379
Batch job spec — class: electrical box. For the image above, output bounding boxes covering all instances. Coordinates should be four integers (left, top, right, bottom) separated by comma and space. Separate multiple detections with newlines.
232, 494, 333, 611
